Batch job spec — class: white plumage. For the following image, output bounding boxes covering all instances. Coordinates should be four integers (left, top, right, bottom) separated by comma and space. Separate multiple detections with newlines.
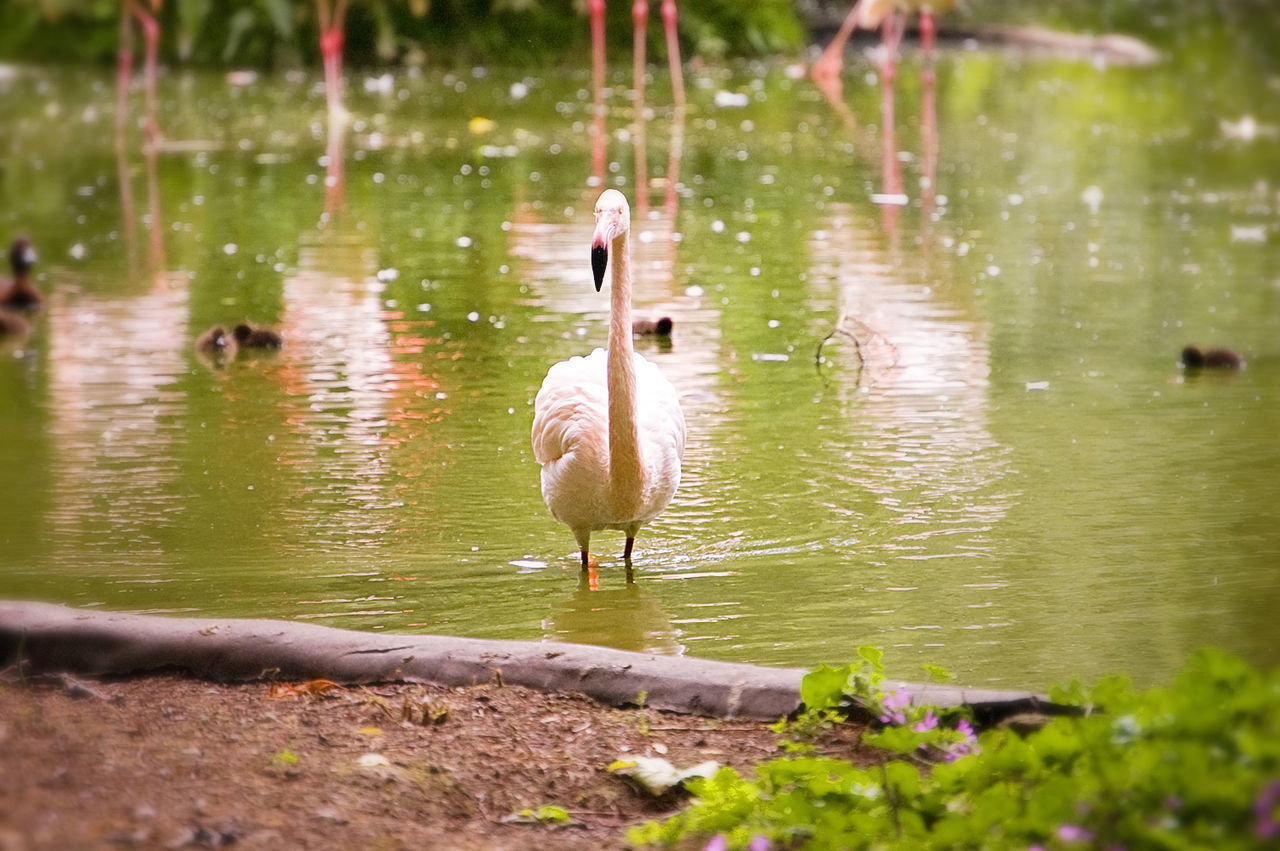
532, 190, 686, 571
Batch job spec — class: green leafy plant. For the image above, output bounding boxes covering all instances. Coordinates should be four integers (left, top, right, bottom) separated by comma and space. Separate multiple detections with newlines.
631, 647, 1280, 849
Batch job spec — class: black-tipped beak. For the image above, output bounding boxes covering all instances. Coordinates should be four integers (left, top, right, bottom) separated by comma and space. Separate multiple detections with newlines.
591, 243, 607, 292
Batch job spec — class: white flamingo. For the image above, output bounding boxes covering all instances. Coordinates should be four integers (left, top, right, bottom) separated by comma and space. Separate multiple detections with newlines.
532, 190, 686, 573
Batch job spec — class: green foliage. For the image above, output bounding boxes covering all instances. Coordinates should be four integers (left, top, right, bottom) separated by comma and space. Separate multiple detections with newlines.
0, 0, 803, 68
631, 648, 1280, 849
786, 646, 967, 758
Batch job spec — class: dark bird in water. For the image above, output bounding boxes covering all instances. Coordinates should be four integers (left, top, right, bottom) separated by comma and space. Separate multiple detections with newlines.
0, 309, 31, 337
0, 237, 41, 310
1181, 345, 1244, 371
233, 323, 283, 349
196, 325, 237, 359
632, 316, 674, 337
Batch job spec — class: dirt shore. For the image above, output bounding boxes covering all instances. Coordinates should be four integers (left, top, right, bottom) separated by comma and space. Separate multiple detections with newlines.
0, 673, 875, 850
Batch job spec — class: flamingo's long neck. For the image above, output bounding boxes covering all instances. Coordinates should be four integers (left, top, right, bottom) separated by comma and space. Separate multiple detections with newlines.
607, 228, 643, 513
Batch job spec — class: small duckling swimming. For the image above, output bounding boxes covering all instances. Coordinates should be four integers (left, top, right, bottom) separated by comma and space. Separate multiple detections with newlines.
1181, 345, 1244, 370
196, 325, 237, 359
233, 322, 283, 349
0, 237, 41, 310
632, 316, 673, 337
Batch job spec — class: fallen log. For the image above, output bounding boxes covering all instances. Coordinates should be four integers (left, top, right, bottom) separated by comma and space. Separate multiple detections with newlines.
0, 600, 1066, 723
955, 23, 1161, 65
803, 4, 1161, 67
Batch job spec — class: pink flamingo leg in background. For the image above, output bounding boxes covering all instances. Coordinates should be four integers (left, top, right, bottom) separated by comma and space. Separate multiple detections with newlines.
878, 12, 905, 239
879, 12, 905, 194
811, 0, 866, 91
132, 1, 162, 145
660, 0, 684, 109
920, 7, 937, 65
588, 0, 683, 187
633, 1, 650, 211
317, 0, 348, 120
920, 9, 938, 215
633, 0, 648, 100
116, 1, 135, 135
589, 0, 607, 183
116, 3, 139, 269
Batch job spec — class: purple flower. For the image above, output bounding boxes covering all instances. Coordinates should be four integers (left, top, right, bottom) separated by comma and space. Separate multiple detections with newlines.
913, 710, 938, 733
1057, 825, 1094, 843
1254, 780, 1280, 839
879, 690, 911, 726
945, 717, 980, 761
703, 836, 728, 851
747, 837, 771, 851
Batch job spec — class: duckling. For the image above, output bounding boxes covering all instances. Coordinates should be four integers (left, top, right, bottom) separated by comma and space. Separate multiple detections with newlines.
233, 322, 283, 349
632, 316, 674, 337
1181, 345, 1244, 370
0, 237, 41, 310
195, 325, 237, 359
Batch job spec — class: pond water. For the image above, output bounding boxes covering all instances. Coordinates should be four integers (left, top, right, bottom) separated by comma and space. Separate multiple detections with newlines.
2, 35, 1278, 691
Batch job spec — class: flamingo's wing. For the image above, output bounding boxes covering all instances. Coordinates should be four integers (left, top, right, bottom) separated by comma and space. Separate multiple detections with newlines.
633, 353, 687, 463
532, 349, 609, 467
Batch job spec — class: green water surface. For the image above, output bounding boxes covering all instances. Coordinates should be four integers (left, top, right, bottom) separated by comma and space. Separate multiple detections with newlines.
1, 39, 1277, 689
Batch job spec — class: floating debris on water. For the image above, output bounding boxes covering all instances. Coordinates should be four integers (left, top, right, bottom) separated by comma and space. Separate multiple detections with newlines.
1082, 185, 1104, 214
714, 91, 749, 108
363, 73, 394, 95
1230, 224, 1267, 243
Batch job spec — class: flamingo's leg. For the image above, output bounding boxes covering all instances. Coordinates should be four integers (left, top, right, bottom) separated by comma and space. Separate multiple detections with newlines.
590, 0, 606, 101
133, 2, 161, 144
920, 7, 937, 76
811, 1, 863, 89
660, 0, 684, 108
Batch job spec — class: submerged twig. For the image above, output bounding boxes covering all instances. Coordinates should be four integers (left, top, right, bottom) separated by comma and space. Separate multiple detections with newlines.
815, 311, 901, 389
815, 312, 865, 387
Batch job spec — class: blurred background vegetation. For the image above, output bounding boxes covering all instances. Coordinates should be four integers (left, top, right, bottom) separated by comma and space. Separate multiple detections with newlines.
0, 0, 1275, 69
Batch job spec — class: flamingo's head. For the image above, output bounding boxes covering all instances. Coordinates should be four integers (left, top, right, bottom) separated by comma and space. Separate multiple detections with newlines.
591, 189, 630, 291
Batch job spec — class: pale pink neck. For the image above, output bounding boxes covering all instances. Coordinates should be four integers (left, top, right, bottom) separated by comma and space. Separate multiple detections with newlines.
607, 227, 643, 511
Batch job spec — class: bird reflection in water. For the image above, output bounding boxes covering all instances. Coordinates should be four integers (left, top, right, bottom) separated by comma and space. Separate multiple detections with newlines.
543, 577, 684, 655
45, 77, 189, 566
810, 0, 949, 242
